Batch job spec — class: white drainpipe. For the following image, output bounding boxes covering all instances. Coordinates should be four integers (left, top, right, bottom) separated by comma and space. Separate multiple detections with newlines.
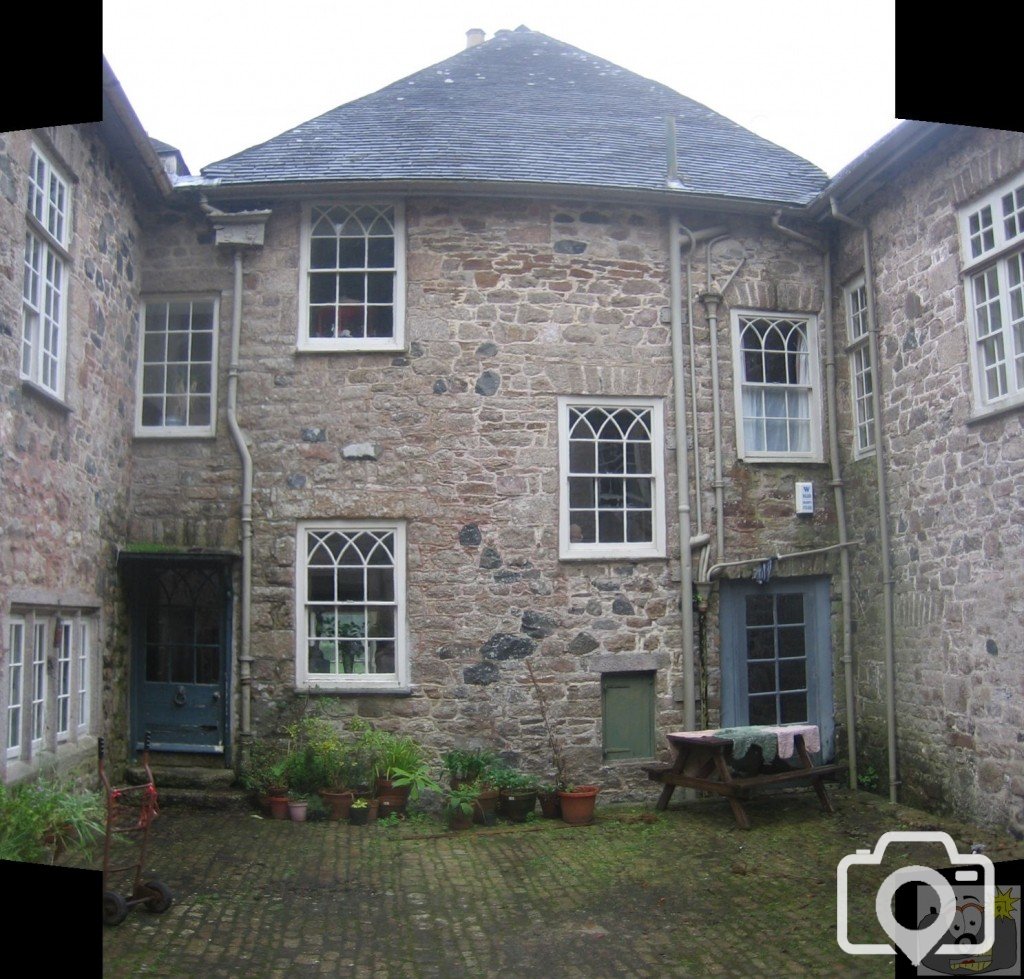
205, 204, 271, 762
829, 198, 898, 804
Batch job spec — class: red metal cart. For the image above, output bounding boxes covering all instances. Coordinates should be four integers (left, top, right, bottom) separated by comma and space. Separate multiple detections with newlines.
99, 734, 173, 926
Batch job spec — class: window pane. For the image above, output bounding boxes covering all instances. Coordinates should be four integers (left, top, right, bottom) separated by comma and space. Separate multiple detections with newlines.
749, 695, 777, 726
598, 510, 624, 542
780, 692, 808, 724
625, 510, 652, 543
748, 661, 776, 694
779, 659, 806, 691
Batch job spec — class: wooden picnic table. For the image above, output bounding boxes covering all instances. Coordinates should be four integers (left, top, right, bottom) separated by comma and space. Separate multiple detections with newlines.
642, 724, 844, 829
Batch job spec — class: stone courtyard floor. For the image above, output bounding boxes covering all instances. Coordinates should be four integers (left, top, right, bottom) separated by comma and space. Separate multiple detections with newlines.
99, 787, 1024, 977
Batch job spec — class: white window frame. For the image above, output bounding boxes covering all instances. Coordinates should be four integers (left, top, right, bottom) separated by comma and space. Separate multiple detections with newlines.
844, 278, 875, 458
135, 296, 219, 437
294, 520, 408, 693
21, 144, 71, 399
558, 396, 667, 561
730, 310, 823, 462
297, 202, 406, 353
6, 619, 25, 760
958, 172, 1024, 415
4, 608, 96, 766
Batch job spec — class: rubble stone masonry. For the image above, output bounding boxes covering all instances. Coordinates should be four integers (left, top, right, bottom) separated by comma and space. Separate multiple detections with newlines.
833, 128, 1024, 834
133, 194, 835, 792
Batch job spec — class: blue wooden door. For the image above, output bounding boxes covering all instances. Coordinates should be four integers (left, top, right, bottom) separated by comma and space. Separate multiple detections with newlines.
129, 561, 231, 755
719, 576, 834, 761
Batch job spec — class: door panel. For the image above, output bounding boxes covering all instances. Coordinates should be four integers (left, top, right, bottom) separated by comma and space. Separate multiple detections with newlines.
720, 577, 834, 761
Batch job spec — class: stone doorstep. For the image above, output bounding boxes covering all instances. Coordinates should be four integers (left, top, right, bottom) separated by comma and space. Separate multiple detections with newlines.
123, 764, 249, 812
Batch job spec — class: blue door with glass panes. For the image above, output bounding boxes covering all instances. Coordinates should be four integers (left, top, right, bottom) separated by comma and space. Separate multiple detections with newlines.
719, 576, 834, 761
126, 558, 231, 755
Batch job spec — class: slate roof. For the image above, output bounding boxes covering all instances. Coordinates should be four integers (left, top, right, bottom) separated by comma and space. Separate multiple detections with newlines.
202, 26, 826, 206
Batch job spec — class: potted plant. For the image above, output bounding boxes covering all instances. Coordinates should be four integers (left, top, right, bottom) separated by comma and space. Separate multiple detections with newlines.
441, 747, 500, 788
537, 783, 562, 819
444, 783, 480, 831
368, 731, 430, 815
287, 793, 309, 822
238, 740, 289, 814
349, 797, 370, 826
557, 784, 600, 825
492, 769, 538, 823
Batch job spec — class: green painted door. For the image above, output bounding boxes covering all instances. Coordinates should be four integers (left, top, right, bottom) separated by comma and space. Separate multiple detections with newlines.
602, 672, 655, 761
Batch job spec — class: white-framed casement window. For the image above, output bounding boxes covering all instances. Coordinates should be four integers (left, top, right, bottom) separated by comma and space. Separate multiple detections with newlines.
958, 172, 1024, 415
298, 203, 405, 352
4, 608, 95, 767
558, 397, 666, 560
844, 278, 875, 457
6, 619, 25, 760
136, 297, 219, 435
295, 521, 408, 692
731, 311, 823, 461
21, 144, 71, 399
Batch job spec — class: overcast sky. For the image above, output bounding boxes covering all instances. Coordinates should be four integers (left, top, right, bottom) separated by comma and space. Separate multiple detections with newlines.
102, 0, 897, 178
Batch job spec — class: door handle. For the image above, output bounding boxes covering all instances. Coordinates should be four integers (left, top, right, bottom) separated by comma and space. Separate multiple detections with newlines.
173, 686, 187, 707
212, 691, 221, 702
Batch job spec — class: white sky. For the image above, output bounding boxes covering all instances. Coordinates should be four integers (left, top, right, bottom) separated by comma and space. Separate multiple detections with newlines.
102, 0, 898, 178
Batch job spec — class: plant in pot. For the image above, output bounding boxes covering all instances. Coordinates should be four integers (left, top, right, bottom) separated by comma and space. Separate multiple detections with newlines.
536, 782, 562, 820
348, 797, 371, 826
239, 740, 289, 815
444, 783, 480, 831
492, 769, 539, 823
370, 731, 429, 816
441, 747, 500, 788
525, 660, 600, 825
287, 793, 309, 822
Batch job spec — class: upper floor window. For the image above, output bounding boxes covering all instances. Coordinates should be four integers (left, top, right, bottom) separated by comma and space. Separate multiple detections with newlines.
558, 397, 666, 560
295, 521, 408, 692
136, 298, 218, 436
21, 145, 71, 399
845, 279, 875, 457
959, 173, 1024, 414
299, 203, 405, 352
731, 312, 822, 461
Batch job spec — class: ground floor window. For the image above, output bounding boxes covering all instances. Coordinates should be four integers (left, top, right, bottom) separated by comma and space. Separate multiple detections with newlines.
4, 607, 95, 770
602, 672, 655, 761
295, 520, 407, 692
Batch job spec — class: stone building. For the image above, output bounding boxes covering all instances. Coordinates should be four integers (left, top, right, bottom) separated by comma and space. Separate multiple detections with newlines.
1, 29, 1021, 834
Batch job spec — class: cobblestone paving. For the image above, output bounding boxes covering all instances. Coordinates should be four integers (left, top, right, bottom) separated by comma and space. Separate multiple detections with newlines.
101, 789, 1024, 977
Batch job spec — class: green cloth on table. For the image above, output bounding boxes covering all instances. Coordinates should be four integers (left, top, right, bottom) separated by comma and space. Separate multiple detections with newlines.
713, 726, 782, 763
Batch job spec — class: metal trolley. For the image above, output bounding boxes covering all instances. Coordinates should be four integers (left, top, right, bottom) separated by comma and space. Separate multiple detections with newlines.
99, 734, 173, 926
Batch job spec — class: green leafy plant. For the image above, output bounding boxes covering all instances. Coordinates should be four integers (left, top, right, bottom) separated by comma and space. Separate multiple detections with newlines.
489, 768, 538, 793
441, 748, 501, 784
389, 764, 441, 801
857, 764, 880, 792
350, 797, 369, 810
0, 778, 104, 864
444, 783, 481, 819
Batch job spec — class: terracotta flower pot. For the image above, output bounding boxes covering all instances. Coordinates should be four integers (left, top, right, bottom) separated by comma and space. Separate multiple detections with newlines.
320, 789, 354, 821
448, 808, 474, 831
538, 790, 561, 819
558, 786, 599, 826
268, 795, 290, 820
473, 787, 500, 824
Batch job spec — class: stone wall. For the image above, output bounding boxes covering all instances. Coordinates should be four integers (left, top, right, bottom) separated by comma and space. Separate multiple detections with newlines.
832, 128, 1024, 833
0, 125, 145, 780
131, 193, 837, 793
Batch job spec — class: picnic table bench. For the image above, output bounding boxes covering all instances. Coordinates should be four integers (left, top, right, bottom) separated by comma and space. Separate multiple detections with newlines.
642, 724, 845, 829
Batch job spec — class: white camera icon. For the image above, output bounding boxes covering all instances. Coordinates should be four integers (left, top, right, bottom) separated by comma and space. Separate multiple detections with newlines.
837, 831, 995, 965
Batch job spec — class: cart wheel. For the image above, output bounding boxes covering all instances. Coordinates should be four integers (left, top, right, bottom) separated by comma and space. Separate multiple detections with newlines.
103, 891, 129, 926
142, 879, 173, 914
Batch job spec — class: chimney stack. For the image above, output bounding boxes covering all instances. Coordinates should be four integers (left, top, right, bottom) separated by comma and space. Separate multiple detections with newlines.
466, 28, 485, 49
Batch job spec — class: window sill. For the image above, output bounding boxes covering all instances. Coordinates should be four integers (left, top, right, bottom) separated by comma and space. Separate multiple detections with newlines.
21, 378, 72, 414
560, 548, 667, 563
296, 340, 406, 355
967, 398, 1024, 426
299, 681, 412, 696
133, 428, 217, 440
